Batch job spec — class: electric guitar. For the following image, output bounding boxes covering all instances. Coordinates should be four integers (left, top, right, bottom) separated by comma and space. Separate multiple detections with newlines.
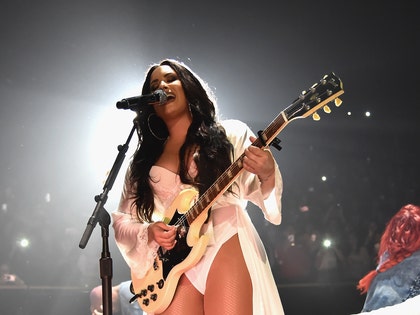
130, 72, 344, 313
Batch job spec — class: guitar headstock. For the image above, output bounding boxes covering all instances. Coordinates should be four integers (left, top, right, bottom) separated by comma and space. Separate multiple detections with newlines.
285, 72, 344, 121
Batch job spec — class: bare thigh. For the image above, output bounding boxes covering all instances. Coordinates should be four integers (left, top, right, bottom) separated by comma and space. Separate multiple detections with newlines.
204, 234, 253, 315
157, 274, 204, 315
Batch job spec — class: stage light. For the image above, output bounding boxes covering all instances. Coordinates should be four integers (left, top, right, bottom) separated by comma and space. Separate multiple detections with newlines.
88, 104, 136, 185
322, 239, 332, 248
44, 193, 51, 203
299, 205, 309, 212
18, 238, 30, 248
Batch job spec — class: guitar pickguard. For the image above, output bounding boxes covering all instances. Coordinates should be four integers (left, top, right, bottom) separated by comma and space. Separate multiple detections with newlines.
159, 213, 191, 279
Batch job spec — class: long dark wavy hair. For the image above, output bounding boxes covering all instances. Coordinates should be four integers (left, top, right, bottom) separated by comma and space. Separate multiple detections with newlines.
128, 59, 234, 223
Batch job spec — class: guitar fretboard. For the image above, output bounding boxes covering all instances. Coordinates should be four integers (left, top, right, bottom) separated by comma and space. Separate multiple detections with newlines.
178, 72, 343, 225
183, 113, 288, 225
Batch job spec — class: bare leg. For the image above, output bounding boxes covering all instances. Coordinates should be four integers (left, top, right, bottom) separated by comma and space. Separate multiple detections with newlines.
204, 234, 253, 315
158, 274, 204, 315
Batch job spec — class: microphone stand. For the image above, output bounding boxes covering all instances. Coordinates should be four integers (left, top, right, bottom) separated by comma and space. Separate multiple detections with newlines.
79, 123, 137, 315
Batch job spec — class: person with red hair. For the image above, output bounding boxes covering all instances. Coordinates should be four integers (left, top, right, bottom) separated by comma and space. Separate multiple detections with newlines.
357, 203, 420, 312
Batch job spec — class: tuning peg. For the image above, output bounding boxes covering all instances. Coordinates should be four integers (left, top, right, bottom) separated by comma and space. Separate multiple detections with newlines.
334, 98, 342, 107
323, 105, 331, 113
312, 112, 320, 121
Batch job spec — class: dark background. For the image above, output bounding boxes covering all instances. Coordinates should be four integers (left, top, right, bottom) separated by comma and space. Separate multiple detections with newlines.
1, 1, 418, 314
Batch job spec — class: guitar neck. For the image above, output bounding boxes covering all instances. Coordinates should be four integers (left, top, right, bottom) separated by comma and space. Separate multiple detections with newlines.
184, 113, 288, 225
182, 72, 344, 225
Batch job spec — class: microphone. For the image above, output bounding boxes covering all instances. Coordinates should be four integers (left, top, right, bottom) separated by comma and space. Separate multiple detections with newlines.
116, 89, 168, 110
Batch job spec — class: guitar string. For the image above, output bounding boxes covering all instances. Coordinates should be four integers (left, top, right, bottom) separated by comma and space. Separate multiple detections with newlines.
170, 82, 337, 230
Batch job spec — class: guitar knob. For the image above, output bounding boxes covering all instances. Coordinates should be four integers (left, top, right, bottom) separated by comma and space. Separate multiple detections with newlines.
150, 293, 158, 301
312, 112, 320, 121
142, 299, 150, 306
334, 98, 342, 107
323, 105, 331, 113
157, 279, 165, 289
147, 284, 155, 292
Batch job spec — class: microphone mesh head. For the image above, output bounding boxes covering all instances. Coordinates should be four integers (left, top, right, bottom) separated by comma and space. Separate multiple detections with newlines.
155, 89, 168, 105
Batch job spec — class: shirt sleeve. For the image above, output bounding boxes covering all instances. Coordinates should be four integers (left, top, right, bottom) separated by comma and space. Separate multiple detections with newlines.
111, 169, 160, 279
221, 119, 283, 225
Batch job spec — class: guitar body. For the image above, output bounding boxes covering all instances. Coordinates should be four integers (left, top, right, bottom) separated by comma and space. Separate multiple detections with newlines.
129, 72, 344, 314
131, 188, 210, 314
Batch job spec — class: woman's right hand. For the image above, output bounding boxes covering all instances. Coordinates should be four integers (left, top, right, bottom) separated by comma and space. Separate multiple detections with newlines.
148, 222, 178, 250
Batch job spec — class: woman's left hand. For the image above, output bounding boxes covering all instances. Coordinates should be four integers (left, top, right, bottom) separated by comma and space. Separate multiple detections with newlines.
243, 136, 275, 181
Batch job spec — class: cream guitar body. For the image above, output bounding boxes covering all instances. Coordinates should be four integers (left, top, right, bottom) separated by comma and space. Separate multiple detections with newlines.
130, 188, 210, 314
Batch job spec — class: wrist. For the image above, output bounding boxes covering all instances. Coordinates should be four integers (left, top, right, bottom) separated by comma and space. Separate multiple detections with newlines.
259, 171, 274, 182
